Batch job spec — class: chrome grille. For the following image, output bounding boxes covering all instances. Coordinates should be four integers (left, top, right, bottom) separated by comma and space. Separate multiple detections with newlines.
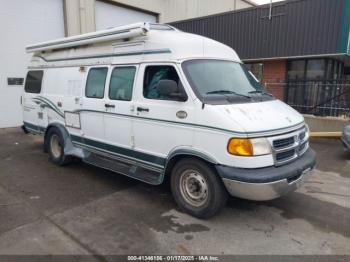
271, 126, 309, 166
276, 149, 296, 162
273, 137, 295, 149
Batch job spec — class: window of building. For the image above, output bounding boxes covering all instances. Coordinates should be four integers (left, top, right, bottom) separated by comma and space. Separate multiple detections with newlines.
143, 65, 181, 100
306, 59, 325, 79
109, 67, 136, 101
24, 71, 43, 93
245, 63, 263, 82
287, 60, 305, 79
344, 67, 350, 80
287, 59, 344, 81
326, 60, 334, 79
85, 68, 108, 98
338, 62, 343, 79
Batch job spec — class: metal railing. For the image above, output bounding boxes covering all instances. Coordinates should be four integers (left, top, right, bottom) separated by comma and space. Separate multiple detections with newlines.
265, 80, 350, 117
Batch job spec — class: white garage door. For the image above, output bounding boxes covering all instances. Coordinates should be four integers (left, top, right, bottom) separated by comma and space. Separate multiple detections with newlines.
95, 1, 157, 30
0, 0, 65, 128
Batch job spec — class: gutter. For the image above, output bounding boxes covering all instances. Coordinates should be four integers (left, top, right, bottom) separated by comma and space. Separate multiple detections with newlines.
242, 53, 348, 63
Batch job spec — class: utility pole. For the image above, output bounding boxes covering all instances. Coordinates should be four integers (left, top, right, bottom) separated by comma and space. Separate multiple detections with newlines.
269, 0, 273, 20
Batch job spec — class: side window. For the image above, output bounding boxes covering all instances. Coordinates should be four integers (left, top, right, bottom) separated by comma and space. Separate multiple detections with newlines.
109, 67, 136, 101
24, 71, 44, 93
143, 65, 180, 100
85, 68, 108, 98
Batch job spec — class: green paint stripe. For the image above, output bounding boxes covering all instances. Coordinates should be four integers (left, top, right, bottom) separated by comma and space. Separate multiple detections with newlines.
73, 109, 305, 137
73, 108, 241, 135
72, 141, 164, 171
31, 97, 305, 137
24, 120, 164, 170
36, 96, 63, 115
23, 121, 46, 133
36, 49, 172, 63
70, 135, 166, 168
338, 0, 350, 53
32, 97, 64, 117
73, 141, 163, 172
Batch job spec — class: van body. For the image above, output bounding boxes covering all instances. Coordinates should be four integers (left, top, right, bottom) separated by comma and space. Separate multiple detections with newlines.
22, 23, 316, 218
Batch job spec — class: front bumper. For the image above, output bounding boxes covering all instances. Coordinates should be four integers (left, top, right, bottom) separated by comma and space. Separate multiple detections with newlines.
216, 149, 316, 201
342, 125, 350, 149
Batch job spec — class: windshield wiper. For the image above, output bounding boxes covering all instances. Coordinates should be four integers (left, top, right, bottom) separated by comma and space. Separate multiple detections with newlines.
248, 90, 274, 97
206, 90, 251, 99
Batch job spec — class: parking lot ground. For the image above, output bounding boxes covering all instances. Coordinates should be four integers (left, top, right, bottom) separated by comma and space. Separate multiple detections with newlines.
0, 128, 350, 256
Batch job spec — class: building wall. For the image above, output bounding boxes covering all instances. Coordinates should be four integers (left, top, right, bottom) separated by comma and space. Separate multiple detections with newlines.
95, 1, 157, 30
0, 0, 65, 128
262, 60, 287, 101
112, 0, 254, 23
171, 0, 348, 61
64, 0, 96, 36
64, 0, 255, 35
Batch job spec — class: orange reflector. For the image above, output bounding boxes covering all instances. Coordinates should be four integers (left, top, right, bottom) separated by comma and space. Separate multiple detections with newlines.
227, 138, 253, 156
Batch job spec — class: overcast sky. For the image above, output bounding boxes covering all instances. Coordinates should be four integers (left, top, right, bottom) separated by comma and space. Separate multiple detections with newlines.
252, 0, 284, 4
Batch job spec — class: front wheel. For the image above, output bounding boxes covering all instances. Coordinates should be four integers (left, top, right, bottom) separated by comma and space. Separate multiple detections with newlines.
46, 127, 72, 166
170, 158, 228, 219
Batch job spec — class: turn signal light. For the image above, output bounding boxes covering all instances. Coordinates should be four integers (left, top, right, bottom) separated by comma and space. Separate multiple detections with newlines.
227, 138, 253, 156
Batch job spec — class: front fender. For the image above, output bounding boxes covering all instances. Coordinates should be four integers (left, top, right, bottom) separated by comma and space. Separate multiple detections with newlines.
166, 147, 219, 165
162, 147, 219, 180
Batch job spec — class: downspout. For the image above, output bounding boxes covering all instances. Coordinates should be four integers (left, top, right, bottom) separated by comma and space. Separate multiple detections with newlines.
79, 0, 86, 34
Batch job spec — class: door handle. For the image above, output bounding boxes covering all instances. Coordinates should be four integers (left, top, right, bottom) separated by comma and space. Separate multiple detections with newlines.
137, 107, 149, 112
105, 104, 115, 108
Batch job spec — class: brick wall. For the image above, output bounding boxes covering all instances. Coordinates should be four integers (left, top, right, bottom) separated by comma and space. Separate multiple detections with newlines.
262, 60, 287, 100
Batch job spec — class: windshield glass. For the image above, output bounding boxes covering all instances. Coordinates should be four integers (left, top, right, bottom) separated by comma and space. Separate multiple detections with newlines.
182, 60, 270, 103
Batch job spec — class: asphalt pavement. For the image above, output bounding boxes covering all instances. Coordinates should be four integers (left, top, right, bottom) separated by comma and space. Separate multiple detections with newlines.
0, 128, 349, 256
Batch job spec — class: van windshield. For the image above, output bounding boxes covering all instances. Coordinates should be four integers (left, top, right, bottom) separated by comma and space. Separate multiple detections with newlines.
182, 59, 273, 104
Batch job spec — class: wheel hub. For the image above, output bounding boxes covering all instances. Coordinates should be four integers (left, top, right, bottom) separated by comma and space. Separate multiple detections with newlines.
180, 170, 208, 207
50, 134, 62, 159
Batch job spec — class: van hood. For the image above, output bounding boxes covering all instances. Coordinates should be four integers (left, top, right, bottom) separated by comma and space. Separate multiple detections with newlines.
217, 100, 304, 133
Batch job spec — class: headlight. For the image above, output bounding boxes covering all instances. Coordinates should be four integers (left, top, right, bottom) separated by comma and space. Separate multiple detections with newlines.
227, 138, 271, 156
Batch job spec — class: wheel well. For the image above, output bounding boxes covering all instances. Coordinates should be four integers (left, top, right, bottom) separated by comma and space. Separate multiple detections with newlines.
163, 154, 216, 182
43, 124, 69, 152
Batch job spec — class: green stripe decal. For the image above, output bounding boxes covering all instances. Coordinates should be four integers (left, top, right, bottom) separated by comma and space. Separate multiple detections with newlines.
23, 120, 164, 170
32, 97, 64, 118
70, 135, 166, 168
23, 121, 46, 133
30, 97, 304, 137
73, 108, 238, 135
73, 109, 304, 137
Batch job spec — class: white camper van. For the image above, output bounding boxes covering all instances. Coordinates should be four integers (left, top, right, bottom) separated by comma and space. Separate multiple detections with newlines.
22, 23, 316, 218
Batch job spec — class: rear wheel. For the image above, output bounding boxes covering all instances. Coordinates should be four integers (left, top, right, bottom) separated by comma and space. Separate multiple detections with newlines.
171, 158, 228, 218
47, 127, 72, 166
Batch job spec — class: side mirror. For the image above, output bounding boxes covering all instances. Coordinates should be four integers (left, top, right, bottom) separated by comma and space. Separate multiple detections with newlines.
156, 80, 187, 101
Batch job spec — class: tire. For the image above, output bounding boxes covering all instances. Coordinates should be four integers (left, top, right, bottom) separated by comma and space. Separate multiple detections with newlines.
46, 127, 72, 166
170, 158, 228, 219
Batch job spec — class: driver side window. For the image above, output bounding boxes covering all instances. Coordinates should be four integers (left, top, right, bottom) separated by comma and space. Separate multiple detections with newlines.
143, 65, 181, 101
